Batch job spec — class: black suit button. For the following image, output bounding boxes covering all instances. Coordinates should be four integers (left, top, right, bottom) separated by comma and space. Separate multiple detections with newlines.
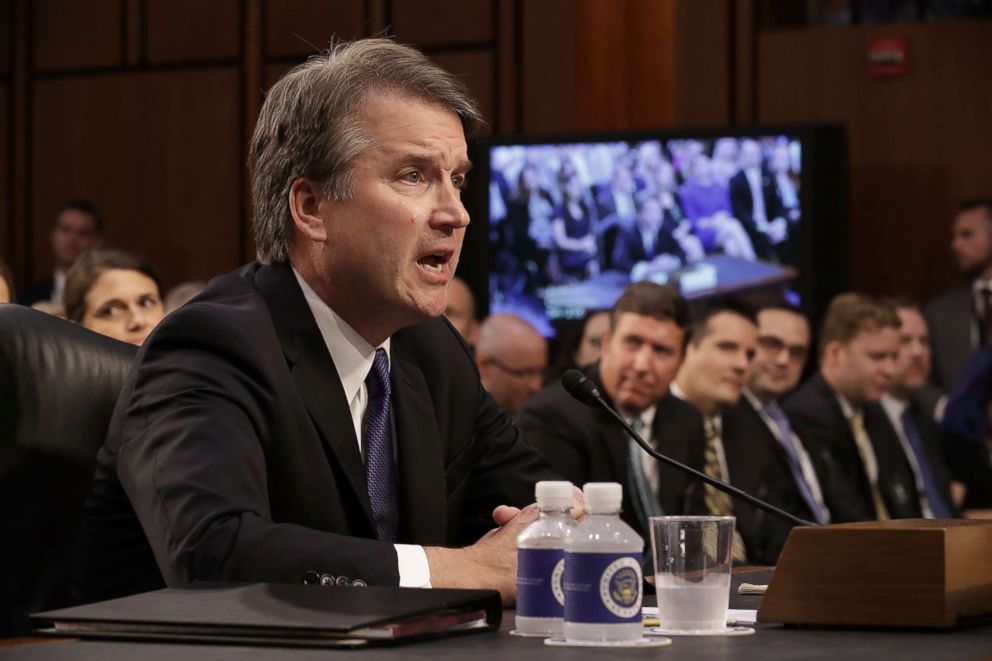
336, 576, 351, 587
319, 573, 336, 586
302, 571, 320, 585
352, 579, 367, 587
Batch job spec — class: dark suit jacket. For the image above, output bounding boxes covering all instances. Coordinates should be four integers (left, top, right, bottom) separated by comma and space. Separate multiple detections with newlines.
74, 262, 555, 601
720, 398, 816, 565
728, 170, 783, 261
611, 223, 687, 272
516, 365, 707, 538
925, 283, 977, 393
17, 276, 55, 306
783, 374, 922, 523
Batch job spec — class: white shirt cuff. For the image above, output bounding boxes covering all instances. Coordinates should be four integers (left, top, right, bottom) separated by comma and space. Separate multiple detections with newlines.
394, 544, 432, 588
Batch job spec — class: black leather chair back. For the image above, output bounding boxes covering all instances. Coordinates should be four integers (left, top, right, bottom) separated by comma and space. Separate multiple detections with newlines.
0, 304, 136, 635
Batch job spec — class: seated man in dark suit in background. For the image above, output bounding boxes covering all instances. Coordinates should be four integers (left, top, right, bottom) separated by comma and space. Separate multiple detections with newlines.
671, 303, 757, 563
611, 196, 687, 275
784, 293, 922, 523
877, 299, 959, 518
727, 304, 830, 561
728, 140, 787, 262
74, 38, 559, 606
517, 282, 706, 539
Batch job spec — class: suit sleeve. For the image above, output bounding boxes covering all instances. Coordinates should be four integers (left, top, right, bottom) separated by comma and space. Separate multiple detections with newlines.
116, 309, 400, 588
785, 408, 873, 524
515, 389, 594, 488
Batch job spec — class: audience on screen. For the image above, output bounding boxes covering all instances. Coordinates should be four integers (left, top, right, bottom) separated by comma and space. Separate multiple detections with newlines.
552, 169, 599, 280
63, 247, 165, 346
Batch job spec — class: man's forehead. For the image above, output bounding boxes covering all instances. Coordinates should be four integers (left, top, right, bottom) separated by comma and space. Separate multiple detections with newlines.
758, 309, 809, 337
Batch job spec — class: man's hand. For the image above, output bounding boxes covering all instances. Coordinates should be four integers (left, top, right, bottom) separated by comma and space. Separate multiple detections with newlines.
425, 506, 538, 605
426, 487, 585, 606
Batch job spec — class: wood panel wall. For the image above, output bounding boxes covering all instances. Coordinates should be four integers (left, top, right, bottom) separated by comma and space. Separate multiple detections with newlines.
757, 20, 992, 299
4, 1, 988, 303
1, 0, 579, 293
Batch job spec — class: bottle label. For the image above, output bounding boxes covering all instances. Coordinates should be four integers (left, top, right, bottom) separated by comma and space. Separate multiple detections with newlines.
563, 552, 643, 624
516, 548, 565, 618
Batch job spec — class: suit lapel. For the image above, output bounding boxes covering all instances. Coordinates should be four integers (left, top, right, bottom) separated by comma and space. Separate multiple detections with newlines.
254, 263, 375, 529
390, 353, 448, 544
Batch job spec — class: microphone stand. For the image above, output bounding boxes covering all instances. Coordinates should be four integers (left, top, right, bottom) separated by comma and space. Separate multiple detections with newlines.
568, 372, 816, 528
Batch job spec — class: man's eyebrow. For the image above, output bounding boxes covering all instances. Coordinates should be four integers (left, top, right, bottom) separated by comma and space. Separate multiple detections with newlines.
396, 153, 473, 172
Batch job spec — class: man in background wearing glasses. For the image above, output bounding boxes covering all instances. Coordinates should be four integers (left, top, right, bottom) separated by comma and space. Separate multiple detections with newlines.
724, 303, 830, 562
475, 313, 547, 416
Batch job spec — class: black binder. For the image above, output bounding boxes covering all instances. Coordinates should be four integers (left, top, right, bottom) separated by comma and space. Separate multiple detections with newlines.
32, 583, 501, 648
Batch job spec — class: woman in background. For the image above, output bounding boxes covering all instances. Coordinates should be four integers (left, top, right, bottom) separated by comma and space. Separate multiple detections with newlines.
64, 247, 165, 345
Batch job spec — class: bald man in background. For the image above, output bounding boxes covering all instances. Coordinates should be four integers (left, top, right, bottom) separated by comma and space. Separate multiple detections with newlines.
475, 313, 547, 415
444, 277, 478, 345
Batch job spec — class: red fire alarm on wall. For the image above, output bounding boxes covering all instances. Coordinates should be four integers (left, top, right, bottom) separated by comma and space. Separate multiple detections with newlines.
868, 37, 909, 77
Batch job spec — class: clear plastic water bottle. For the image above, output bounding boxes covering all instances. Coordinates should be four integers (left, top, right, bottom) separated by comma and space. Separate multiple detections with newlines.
515, 480, 575, 635
562, 482, 644, 642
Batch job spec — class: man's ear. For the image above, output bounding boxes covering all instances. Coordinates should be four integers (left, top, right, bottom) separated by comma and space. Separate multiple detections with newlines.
822, 340, 841, 368
289, 178, 329, 243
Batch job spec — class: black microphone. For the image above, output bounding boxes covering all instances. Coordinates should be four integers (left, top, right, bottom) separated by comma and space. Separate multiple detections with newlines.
561, 369, 815, 528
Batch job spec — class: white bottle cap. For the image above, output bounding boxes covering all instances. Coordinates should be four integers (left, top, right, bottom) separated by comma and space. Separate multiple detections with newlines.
583, 482, 623, 512
535, 481, 573, 510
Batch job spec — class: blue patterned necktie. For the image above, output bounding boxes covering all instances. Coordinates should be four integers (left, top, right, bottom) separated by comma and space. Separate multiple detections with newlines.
900, 408, 953, 519
764, 402, 827, 524
364, 348, 399, 542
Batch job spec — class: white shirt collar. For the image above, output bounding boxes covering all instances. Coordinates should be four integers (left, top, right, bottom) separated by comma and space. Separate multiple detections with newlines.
880, 393, 908, 420
671, 382, 721, 433
972, 278, 992, 293
292, 267, 391, 406
834, 391, 858, 420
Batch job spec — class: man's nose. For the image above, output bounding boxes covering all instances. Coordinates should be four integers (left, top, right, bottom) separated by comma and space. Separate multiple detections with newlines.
631, 345, 652, 371
430, 181, 469, 230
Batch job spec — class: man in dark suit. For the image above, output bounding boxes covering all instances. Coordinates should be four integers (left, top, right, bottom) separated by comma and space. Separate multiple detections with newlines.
18, 200, 103, 306
728, 140, 787, 262
878, 300, 958, 517
611, 196, 687, 274
925, 199, 992, 404
517, 282, 706, 539
672, 304, 770, 563
75, 39, 558, 605
784, 293, 922, 523
726, 304, 829, 563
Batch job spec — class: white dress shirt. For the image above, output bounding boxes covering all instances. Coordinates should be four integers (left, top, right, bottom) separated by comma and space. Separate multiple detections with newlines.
293, 268, 431, 588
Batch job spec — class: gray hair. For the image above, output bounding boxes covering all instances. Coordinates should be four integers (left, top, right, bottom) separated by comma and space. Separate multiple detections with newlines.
249, 38, 484, 264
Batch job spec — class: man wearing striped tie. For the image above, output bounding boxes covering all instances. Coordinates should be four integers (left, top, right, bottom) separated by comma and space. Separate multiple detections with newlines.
784, 293, 922, 523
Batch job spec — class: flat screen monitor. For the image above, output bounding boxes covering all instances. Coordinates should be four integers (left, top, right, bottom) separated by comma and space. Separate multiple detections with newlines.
460, 126, 848, 337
